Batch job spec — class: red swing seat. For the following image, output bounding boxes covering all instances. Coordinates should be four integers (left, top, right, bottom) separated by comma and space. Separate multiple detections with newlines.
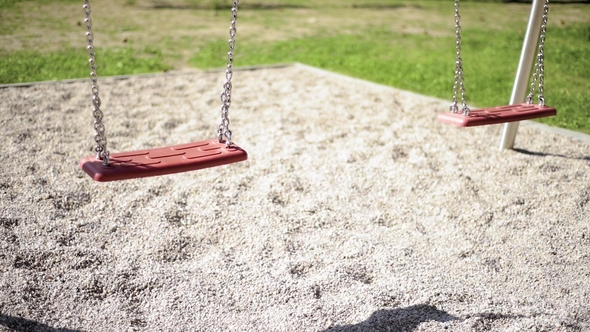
436, 103, 556, 127
80, 139, 247, 182
79, 1, 246, 183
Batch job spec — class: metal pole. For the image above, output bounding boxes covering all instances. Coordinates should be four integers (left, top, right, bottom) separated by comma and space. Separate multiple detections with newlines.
499, 0, 546, 150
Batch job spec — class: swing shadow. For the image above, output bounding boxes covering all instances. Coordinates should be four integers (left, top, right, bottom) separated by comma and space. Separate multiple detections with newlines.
0, 314, 83, 332
322, 305, 551, 331
513, 148, 590, 161
322, 304, 458, 331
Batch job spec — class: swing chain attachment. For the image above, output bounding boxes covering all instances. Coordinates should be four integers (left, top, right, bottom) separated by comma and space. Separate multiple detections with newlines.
82, 0, 109, 165
450, 0, 470, 116
526, 0, 549, 107
218, 1, 239, 147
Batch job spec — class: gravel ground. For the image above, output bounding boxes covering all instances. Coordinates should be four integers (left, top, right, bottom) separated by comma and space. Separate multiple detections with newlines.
1, 63, 589, 331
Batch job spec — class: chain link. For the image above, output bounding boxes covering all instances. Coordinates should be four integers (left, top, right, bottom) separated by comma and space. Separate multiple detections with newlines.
526, 0, 549, 106
218, 1, 239, 147
83, 0, 109, 165
450, 0, 470, 116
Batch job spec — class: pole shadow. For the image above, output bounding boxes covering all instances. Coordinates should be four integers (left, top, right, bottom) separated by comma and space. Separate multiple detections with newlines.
0, 314, 82, 332
514, 148, 590, 161
323, 304, 458, 331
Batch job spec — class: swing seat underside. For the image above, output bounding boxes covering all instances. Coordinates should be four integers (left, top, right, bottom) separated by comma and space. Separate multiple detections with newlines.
436, 103, 556, 127
79, 139, 247, 182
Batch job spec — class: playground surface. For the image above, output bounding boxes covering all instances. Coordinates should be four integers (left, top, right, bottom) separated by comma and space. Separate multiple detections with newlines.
1, 64, 589, 331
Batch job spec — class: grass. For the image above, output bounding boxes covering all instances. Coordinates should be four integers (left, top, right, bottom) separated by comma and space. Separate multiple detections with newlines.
0, 47, 171, 83
0, 0, 588, 133
190, 24, 590, 133
0, 0, 79, 8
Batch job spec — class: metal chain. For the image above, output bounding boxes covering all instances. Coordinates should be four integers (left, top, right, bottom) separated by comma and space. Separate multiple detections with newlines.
82, 0, 109, 165
450, 0, 470, 116
218, 1, 239, 147
526, 0, 549, 106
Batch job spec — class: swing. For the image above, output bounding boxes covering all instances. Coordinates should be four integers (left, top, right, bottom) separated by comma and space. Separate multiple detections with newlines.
436, 0, 556, 127
78, 0, 247, 182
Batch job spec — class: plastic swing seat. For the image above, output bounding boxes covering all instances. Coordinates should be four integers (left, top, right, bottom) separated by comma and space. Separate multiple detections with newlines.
78, 1, 246, 183
436, 103, 556, 127
440, 0, 557, 130
79, 139, 247, 182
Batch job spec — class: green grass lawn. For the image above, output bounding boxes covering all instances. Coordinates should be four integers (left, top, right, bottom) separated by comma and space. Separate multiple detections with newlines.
1, 0, 588, 133
0, 47, 170, 83
193, 24, 590, 132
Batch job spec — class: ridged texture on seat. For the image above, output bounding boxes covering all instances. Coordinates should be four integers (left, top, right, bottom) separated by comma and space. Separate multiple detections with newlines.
80, 139, 247, 182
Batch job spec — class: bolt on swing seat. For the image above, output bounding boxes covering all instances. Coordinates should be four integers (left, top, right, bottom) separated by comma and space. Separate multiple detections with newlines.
437, 0, 556, 128
79, 0, 246, 182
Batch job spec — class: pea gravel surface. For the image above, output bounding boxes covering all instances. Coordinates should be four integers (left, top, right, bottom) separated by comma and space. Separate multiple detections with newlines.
1, 64, 589, 331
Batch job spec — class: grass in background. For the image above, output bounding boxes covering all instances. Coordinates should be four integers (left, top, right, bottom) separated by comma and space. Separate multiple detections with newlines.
1, 0, 588, 133
191, 24, 590, 133
0, 47, 170, 83
0, 0, 79, 8
544, 25, 590, 131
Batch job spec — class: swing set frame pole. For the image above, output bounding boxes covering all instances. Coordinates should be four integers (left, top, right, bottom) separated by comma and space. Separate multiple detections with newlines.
499, 0, 546, 150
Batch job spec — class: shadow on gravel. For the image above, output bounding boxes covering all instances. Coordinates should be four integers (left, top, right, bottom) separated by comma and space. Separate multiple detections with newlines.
324, 304, 457, 331
0, 314, 82, 332
514, 148, 590, 161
